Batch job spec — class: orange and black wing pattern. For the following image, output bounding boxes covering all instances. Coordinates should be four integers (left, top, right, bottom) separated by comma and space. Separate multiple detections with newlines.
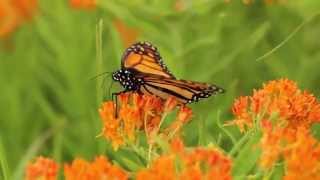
121, 42, 175, 78
139, 75, 225, 104
113, 41, 224, 104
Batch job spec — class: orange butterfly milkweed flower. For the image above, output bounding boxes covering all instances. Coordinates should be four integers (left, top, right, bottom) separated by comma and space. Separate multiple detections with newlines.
232, 79, 320, 132
259, 120, 285, 169
64, 156, 128, 180
283, 127, 320, 180
98, 93, 193, 150
232, 79, 320, 172
25, 156, 58, 180
260, 122, 320, 176
136, 138, 232, 180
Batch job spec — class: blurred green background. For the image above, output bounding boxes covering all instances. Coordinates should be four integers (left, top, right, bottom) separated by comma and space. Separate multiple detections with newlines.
1, 0, 320, 178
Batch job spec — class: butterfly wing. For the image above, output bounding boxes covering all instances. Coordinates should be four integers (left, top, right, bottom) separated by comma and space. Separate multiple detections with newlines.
121, 42, 175, 79
119, 42, 224, 103
139, 75, 225, 104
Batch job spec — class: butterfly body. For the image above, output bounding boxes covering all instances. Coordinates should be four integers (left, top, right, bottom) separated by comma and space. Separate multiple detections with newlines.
112, 69, 144, 91
112, 41, 224, 104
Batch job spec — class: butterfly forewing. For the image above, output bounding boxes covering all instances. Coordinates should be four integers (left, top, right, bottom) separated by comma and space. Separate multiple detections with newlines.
121, 42, 175, 78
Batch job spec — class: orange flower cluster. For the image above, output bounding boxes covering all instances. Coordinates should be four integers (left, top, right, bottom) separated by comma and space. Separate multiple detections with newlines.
26, 141, 231, 180
25, 156, 59, 180
136, 138, 232, 180
232, 79, 320, 177
64, 156, 128, 180
260, 121, 320, 178
283, 127, 320, 180
0, 0, 37, 38
259, 120, 284, 169
69, 0, 96, 10
26, 156, 128, 180
99, 93, 193, 150
232, 79, 320, 132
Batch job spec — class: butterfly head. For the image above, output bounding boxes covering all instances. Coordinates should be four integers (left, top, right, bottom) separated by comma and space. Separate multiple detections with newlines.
112, 69, 143, 91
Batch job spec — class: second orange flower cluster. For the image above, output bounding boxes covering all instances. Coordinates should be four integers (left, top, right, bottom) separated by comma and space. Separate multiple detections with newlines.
232, 79, 320, 131
232, 79, 320, 178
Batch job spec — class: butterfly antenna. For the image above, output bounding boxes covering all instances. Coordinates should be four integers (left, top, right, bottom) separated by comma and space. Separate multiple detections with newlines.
101, 75, 109, 100
112, 92, 119, 118
89, 71, 112, 81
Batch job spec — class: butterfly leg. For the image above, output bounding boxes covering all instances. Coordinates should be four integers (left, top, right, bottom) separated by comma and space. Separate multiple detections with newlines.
112, 91, 129, 118
112, 92, 119, 118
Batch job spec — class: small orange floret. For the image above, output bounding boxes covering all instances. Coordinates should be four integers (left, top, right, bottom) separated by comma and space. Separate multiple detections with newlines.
177, 106, 193, 123
64, 156, 128, 180
164, 96, 179, 112
25, 156, 59, 180
136, 155, 177, 180
182, 148, 232, 180
231, 96, 251, 132
142, 94, 164, 113
170, 137, 185, 154
164, 106, 193, 138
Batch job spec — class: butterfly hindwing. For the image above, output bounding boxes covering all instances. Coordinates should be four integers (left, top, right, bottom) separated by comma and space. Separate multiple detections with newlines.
140, 75, 224, 104
121, 42, 175, 78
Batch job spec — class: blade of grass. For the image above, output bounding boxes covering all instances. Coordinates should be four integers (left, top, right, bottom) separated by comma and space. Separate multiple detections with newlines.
96, 18, 104, 105
210, 22, 270, 76
0, 136, 10, 180
256, 12, 320, 62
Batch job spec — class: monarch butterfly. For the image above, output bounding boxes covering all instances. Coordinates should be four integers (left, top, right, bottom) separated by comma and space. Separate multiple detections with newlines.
112, 41, 224, 104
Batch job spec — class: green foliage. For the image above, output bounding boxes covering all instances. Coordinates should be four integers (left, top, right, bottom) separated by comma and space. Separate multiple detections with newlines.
0, 0, 320, 179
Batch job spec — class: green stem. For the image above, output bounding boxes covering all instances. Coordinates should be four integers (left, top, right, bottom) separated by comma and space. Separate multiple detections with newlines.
147, 143, 153, 165
229, 129, 253, 156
